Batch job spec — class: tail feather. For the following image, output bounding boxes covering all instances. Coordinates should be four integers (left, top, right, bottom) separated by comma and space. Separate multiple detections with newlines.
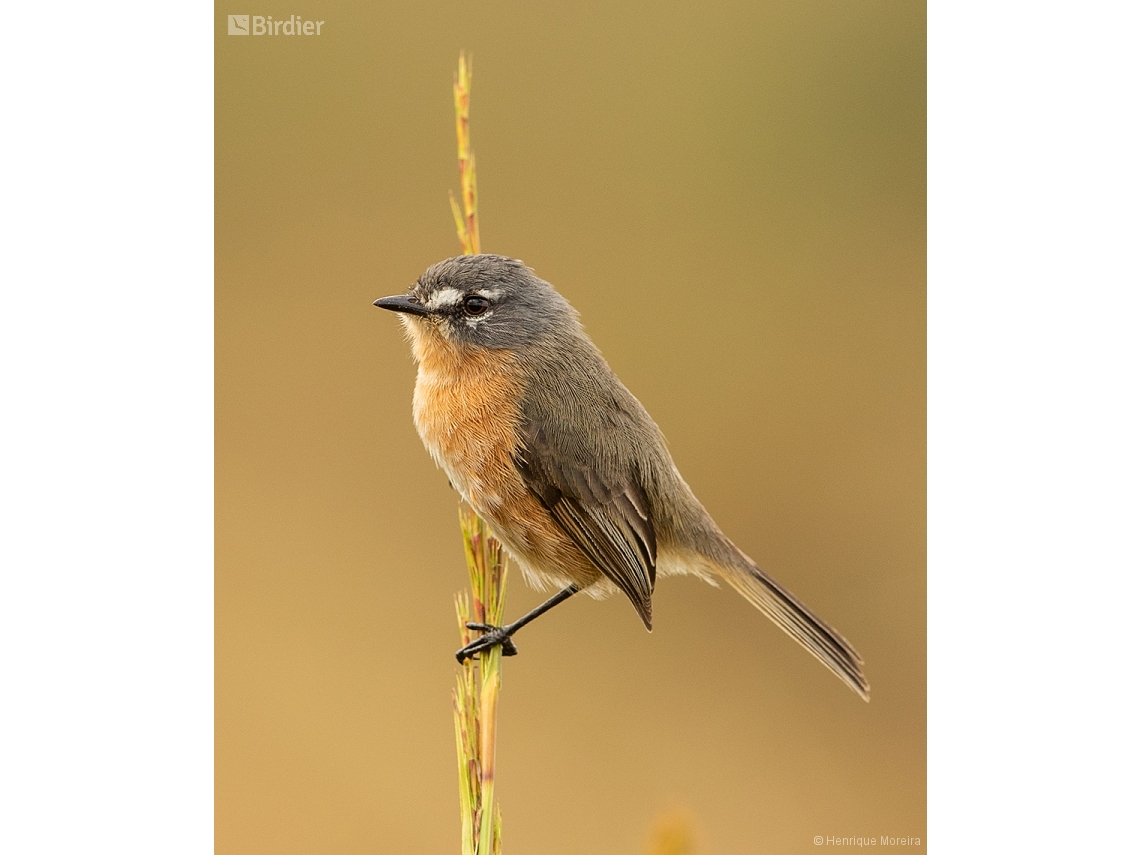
720, 558, 870, 701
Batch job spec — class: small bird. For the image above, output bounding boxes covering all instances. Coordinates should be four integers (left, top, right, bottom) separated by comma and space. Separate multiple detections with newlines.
375, 254, 869, 700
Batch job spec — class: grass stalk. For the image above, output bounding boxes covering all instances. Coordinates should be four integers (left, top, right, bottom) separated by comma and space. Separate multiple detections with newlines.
449, 52, 505, 855
454, 506, 507, 855
450, 53, 480, 256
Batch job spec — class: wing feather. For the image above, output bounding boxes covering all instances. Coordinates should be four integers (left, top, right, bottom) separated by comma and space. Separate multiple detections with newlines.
514, 425, 657, 629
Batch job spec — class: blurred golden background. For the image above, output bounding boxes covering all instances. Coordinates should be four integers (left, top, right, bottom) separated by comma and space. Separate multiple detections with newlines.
216, 2, 925, 852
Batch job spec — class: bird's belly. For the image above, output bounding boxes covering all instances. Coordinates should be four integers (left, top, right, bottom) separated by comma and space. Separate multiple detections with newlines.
411, 353, 601, 592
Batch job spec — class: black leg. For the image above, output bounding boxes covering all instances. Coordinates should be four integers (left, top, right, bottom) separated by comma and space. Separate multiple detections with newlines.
455, 584, 580, 662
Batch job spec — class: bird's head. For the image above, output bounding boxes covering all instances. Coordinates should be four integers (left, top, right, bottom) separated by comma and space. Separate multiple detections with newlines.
374, 254, 576, 353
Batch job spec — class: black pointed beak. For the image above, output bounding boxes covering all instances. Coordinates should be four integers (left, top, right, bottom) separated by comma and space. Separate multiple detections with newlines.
373, 295, 430, 317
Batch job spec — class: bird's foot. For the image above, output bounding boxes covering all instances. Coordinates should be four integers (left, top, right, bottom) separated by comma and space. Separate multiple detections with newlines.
455, 622, 520, 663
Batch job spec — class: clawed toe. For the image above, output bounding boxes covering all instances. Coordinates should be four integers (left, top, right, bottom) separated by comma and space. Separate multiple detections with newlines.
455, 624, 519, 662
451, 585, 580, 664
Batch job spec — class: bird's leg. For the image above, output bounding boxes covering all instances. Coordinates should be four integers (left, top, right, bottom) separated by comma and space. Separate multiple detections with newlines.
455, 584, 580, 662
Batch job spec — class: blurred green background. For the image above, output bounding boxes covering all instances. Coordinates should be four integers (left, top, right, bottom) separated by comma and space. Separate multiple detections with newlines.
215, 2, 925, 852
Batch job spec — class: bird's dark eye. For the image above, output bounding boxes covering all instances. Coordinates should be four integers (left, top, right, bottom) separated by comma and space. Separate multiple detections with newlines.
463, 295, 490, 316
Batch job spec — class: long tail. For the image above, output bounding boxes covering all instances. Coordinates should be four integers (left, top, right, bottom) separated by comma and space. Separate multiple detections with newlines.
718, 555, 870, 701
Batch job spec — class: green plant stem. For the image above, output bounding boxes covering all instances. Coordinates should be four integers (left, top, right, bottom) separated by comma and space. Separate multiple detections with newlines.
448, 52, 506, 855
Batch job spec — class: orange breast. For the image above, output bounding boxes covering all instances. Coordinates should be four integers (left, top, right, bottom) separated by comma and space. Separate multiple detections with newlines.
407, 322, 601, 592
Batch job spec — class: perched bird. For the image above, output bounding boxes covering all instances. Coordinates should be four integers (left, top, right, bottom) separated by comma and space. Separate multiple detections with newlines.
375, 254, 869, 699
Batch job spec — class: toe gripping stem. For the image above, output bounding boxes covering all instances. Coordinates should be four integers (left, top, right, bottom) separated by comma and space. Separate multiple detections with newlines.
453, 584, 579, 662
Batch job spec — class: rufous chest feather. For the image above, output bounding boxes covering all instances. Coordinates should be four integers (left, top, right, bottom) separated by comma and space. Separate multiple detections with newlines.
409, 328, 525, 508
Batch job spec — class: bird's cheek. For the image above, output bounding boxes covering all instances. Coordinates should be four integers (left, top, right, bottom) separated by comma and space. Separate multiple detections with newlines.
431, 318, 457, 341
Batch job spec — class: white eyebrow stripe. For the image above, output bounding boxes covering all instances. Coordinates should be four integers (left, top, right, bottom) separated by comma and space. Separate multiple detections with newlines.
476, 288, 502, 299
425, 288, 463, 310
